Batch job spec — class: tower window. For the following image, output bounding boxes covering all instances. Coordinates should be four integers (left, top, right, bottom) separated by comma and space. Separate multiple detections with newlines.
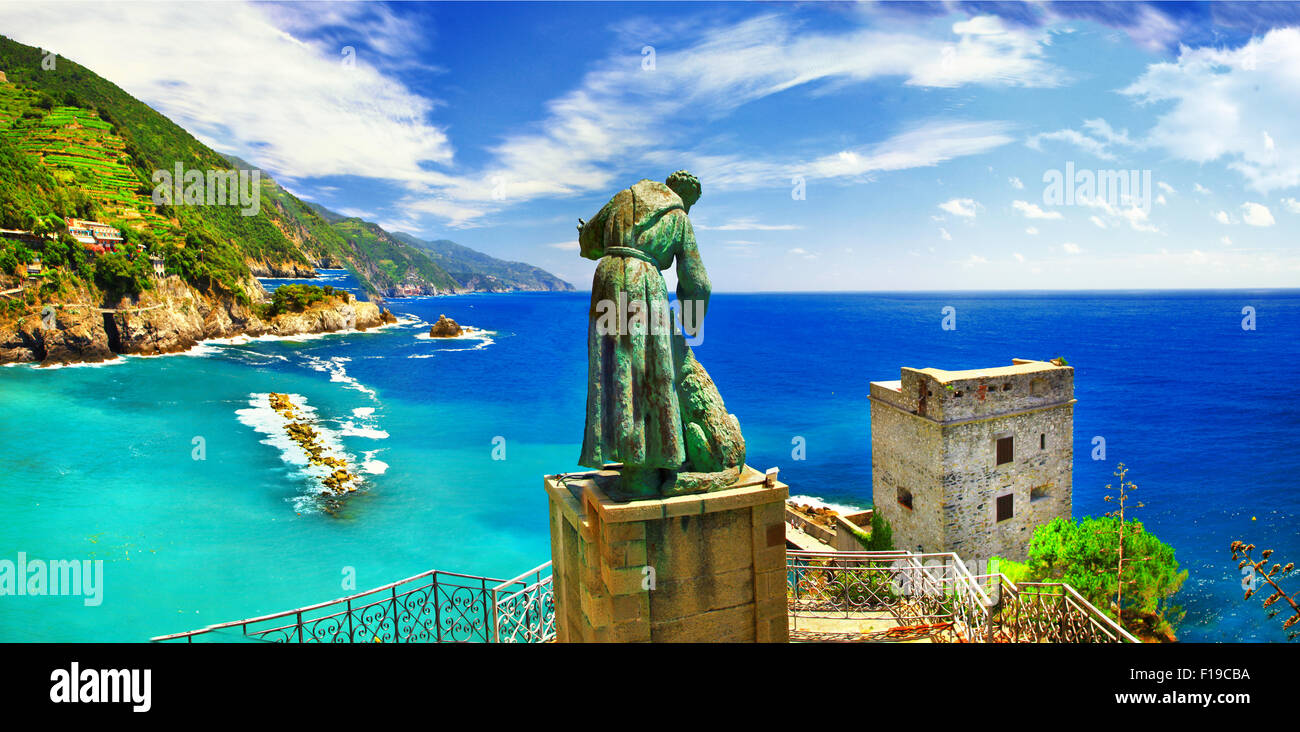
996, 436, 1014, 465
996, 494, 1013, 522
897, 486, 913, 511
1040, 433, 1046, 450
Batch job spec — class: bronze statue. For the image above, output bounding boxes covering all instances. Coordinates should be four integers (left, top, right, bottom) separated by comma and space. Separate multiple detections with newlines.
577, 171, 745, 500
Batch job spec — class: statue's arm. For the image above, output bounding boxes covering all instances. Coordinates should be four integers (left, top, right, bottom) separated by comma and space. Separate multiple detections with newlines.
578, 204, 610, 260
674, 216, 711, 336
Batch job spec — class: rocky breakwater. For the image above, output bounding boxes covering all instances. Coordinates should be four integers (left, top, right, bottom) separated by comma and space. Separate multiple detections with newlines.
268, 392, 359, 515
0, 275, 397, 366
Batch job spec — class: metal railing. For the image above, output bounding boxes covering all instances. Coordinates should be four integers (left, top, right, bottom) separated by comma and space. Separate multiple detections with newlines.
788, 550, 993, 642
975, 574, 1138, 643
151, 562, 555, 643
788, 550, 1138, 643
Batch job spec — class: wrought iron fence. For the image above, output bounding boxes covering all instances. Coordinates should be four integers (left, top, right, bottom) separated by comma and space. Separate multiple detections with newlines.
787, 550, 993, 642
788, 550, 1138, 643
977, 574, 1138, 643
151, 562, 555, 643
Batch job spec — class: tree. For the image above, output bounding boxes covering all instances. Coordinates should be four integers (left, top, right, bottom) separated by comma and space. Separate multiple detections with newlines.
1026, 515, 1186, 637
93, 251, 151, 297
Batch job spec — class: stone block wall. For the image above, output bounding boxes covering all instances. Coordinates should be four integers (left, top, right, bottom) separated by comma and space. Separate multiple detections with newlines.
547, 467, 788, 643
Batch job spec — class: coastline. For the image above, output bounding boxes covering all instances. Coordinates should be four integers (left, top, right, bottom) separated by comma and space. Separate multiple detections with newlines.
0, 273, 399, 367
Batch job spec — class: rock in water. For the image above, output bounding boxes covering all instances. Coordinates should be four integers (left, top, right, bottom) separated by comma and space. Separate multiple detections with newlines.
428, 314, 462, 338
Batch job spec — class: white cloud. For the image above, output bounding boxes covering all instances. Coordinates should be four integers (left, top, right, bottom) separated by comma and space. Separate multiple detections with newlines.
547, 241, 580, 250
939, 198, 979, 217
1157, 181, 1175, 195
0, 4, 1064, 227
963, 254, 989, 267
1221, 236, 1233, 246
1012, 252, 1025, 263
1194, 183, 1212, 195
1282, 197, 1300, 213
1090, 215, 1107, 229
1025, 226, 1038, 235
1012, 200, 1063, 219
1025, 118, 1138, 160
1214, 210, 1232, 224
1241, 202, 1275, 227
1123, 28, 1300, 192
939, 227, 952, 241
1062, 242, 1082, 255
1009, 176, 1024, 189
1080, 195, 1160, 233
0, 2, 454, 189
699, 120, 1016, 189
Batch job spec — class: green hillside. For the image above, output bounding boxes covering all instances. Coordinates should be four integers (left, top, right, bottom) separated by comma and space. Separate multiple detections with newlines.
0, 36, 310, 300
0, 33, 568, 303
390, 232, 574, 292
330, 218, 460, 295
307, 202, 572, 293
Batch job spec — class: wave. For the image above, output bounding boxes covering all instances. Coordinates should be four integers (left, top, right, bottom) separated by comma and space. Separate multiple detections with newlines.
787, 494, 866, 515
302, 355, 378, 400
15, 356, 129, 370
360, 450, 389, 475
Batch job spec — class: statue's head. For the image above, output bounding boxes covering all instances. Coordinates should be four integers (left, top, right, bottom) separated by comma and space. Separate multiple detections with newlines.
666, 170, 701, 212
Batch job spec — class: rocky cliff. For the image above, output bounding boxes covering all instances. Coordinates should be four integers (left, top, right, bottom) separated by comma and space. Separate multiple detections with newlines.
0, 277, 391, 366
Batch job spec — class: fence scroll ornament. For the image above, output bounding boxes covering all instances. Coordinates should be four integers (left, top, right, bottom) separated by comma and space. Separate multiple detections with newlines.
577, 171, 747, 500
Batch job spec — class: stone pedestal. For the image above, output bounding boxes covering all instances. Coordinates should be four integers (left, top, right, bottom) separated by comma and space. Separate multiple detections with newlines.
545, 465, 789, 643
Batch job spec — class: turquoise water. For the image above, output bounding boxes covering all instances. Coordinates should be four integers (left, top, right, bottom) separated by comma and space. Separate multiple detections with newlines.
1, 276, 1297, 641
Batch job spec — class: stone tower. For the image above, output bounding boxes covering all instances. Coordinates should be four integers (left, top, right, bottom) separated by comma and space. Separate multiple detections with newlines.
869, 359, 1074, 562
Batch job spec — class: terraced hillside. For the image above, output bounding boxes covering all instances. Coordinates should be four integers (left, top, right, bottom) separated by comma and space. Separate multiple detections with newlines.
0, 94, 178, 242
0, 34, 570, 302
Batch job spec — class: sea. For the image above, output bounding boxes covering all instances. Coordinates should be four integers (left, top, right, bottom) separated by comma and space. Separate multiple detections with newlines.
0, 270, 1296, 642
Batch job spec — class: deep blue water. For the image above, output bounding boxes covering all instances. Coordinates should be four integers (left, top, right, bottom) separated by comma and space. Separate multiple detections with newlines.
0, 274, 1296, 641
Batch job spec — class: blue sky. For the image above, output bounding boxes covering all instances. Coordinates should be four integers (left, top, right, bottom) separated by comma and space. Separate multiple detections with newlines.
3, 1, 1300, 291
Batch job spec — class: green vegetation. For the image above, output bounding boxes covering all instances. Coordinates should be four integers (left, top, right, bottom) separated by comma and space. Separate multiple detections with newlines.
0, 34, 570, 316
92, 250, 152, 297
0, 36, 311, 305
846, 511, 894, 551
256, 283, 340, 319
329, 218, 458, 295
993, 515, 1186, 639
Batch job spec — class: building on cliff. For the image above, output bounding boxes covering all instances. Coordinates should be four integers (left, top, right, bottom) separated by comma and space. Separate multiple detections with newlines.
869, 358, 1074, 562
65, 219, 123, 253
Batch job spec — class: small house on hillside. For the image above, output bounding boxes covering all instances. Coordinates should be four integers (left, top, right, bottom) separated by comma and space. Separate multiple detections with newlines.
25, 256, 41, 278
65, 218, 123, 253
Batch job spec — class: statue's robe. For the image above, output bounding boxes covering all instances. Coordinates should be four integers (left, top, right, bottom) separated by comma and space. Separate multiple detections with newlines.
578, 179, 711, 472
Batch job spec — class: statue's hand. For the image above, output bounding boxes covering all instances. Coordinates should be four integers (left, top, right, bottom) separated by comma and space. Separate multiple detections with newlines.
576, 217, 586, 233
